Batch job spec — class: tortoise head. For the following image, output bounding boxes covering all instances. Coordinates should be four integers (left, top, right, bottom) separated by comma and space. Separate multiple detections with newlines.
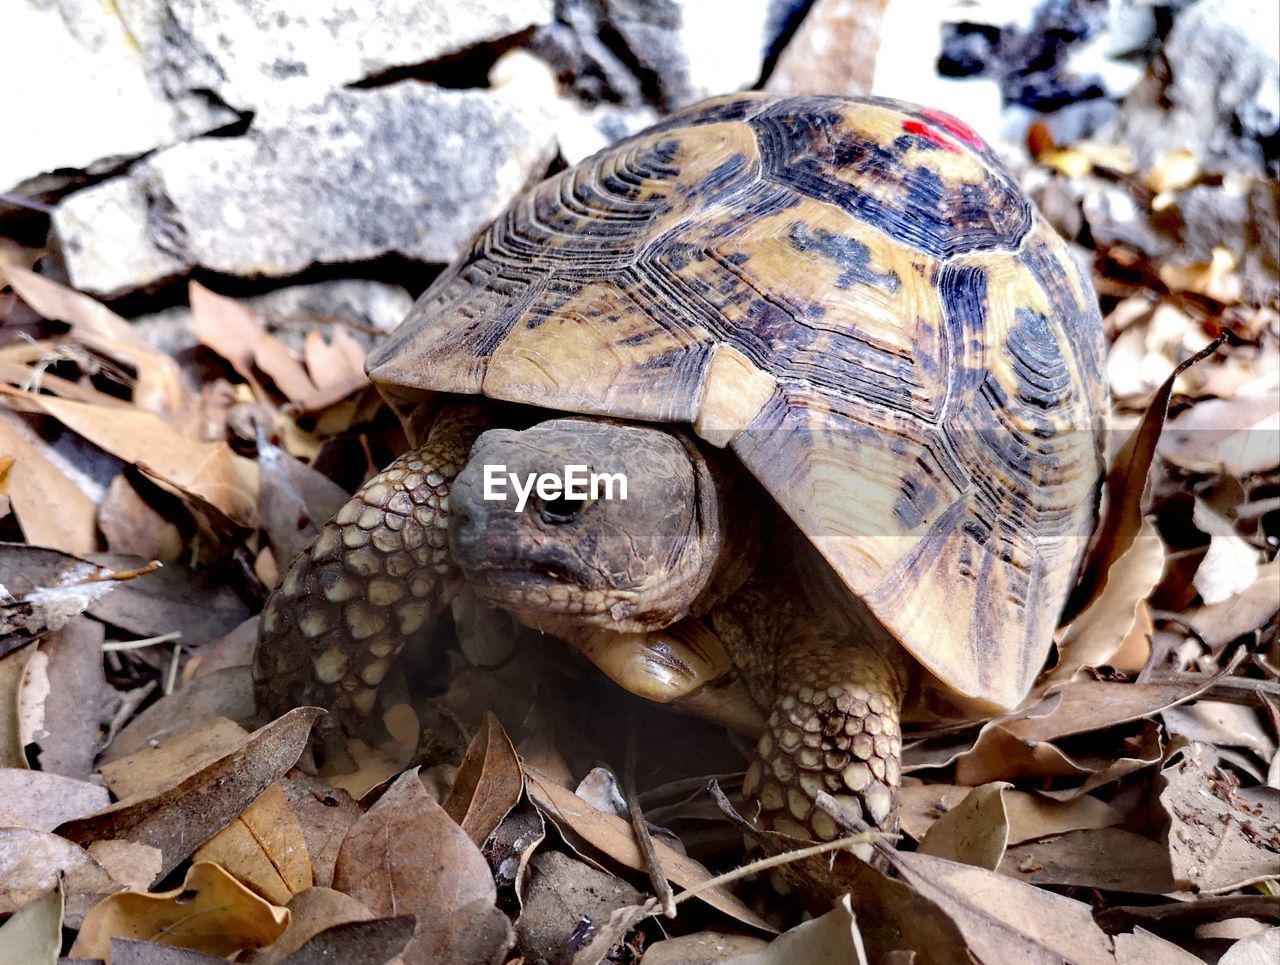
448, 418, 727, 636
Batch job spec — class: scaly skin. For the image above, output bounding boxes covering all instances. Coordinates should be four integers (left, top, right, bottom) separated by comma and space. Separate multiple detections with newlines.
252, 404, 490, 765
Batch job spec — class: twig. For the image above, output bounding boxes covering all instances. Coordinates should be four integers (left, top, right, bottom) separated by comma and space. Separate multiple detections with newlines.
623, 704, 676, 917
102, 632, 182, 652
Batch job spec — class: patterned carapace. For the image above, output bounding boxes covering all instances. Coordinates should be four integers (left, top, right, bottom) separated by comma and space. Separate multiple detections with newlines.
369, 93, 1107, 708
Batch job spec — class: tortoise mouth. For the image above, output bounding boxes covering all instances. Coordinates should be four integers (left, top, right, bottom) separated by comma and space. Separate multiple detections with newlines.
462, 565, 626, 620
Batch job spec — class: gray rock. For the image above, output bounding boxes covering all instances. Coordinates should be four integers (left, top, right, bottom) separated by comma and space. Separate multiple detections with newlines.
118, 0, 555, 112
1, 0, 236, 211
52, 83, 559, 297
515, 851, 642, 965
603, 0, 772, 107
1106, 0, 1279, 174
130, 279, 416, 357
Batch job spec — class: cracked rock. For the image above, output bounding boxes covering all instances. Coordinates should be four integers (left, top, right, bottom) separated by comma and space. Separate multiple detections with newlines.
52, 83, 559, 297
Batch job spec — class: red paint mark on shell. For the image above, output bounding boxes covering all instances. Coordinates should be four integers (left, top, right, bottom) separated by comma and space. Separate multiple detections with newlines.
918, 108, 988, 151
902, 119, 960, 153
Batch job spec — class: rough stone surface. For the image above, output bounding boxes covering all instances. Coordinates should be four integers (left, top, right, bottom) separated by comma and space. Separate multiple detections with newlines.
1, 0, 236, 210
515, 851, 642, 965
117, 0, 555, 112
1106, 0, 1280, 174
130, 280, 416, 357
766, 0, 892, 98
603, 0, 773, 107
52, 83, 559, 297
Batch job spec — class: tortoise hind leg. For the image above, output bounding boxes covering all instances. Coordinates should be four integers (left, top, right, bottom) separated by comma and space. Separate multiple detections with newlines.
742, 625, 907, 841
252, 403, 490, 767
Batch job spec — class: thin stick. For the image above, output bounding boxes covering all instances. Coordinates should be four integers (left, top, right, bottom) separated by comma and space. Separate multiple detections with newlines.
672, 832, 883, 907
624, 705, 676, 917
102, 632, 182, 652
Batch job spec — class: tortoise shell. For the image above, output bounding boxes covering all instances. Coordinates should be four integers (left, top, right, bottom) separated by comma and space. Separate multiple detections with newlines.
367, 93, 1108, 711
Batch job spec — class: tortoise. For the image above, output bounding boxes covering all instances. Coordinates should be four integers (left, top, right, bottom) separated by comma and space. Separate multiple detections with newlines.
253, 92, 1107, 840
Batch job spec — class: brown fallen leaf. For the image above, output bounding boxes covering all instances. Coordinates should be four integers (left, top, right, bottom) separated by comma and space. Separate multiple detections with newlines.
103, 666, 256, 762
256, 436, 349, 575
277, 773, 361, 890
0, 768, 110, 830
58, 707, 323, 884
111, 937, 228, 963
332, 768, 514, 965
1160, 393, 1280, 476
999, 828, 1176, 894
917, 783, 1010, 870
640, 932, 770, 963
518, 850, 645, 964
193, 783, 313, 905
70, 861, 290, 962
0, 641, 37, 768
248, 886, 376, 964
0, 544, 132, 654
443, 710, 525, 847
0, 408, 98, 554
1, 389, 259, 528
99, 473, 182, 562
524, 766, 774, 933
0, 827, 120, 924
1173, 561, 1280, 650
888, 851, 1202, 964
272, 914, 415, 965
100, 716, 249, 800
1219, 928, 1280, 965
297, 326, 370, 410
0, 881, 62, 965
724, 895, 868, 964
1161, 742, 1280, 893
33, 616, 116, 780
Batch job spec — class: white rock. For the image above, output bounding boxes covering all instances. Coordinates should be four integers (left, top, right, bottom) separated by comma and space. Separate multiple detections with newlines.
1, 0, 234, 203
52, 84, 559, 297
119, 0, 555, 111
603, 0, 773, 107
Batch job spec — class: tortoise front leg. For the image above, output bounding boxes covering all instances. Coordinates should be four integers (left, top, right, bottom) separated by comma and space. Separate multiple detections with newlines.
253, 403, 490, 765
742, 625, 907, 841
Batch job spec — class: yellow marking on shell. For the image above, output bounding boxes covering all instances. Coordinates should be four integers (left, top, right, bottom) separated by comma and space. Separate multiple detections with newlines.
852, 735, 874, 760
797, 747, 822, 770
842, 762, 871, 792
282, 565, 306, 597
757, 733, 774, 758
771, 756, 795, 782
362, 482, 391, 505
371, 529, 402, 554
694, 343, 777, 448
313, 648, 349, 684
885, 758, 901, 786
345, 548, 382, 578
259, 605, 281, 634
864, 714, 883, 736
743, 761, 762, 798
869, 756, 886, 781
342, 527, 369, 549
874, 735, 892, 759
345, 604, 388, 640
312, 528, 340, 561
779, 727, 801, 752
335, 501, 360, 526
357, 507, 383, 531
368, 639, 396, 658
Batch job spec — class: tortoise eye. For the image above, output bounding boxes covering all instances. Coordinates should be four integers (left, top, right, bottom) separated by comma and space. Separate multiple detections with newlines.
540, 495, 589, 524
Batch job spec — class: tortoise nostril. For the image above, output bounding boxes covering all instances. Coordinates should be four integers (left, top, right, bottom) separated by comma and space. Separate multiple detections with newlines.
539, 495, 588, 524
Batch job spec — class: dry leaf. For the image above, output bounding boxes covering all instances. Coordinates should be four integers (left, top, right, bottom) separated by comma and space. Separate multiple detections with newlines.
917, 783, 1010, 870
104, 666, 256, 762
726, 895, 868, 964
642, 932, 770, 963
33, 616, 115, 781
0, 409, 98, 554
1192, 499, 1261, 604
277, 773, 361, 890
249, 886, 376, 964
70, 861, 290, 962
0, 881, 62, 965
58, 707, 323, 883
100, 716, 249, 800
1219, 928, 1280, 965
1160, 393, 1280, 476
1001, 827, 1177, 893
257, 437, 349, 575
524, 766, 774, 932
443, 711, 525, 846
0, 827, 120, 922
0, 544, 128, 649
332, 768, 514, 965
269, 914, 415, 965
0, 768, 110, 830
192, 783, 312, 905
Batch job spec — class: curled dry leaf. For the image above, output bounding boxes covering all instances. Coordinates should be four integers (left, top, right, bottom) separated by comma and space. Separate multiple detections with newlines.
0, 881, 62, 965
725, 894, 868, 965
3, 390, 259, 528
0, 409, 98, 554
58, 707, 323, 883
524, 766, 773, 933
192, 782, 313, 905
1160, 742, 1280, 893
917, 783, 1010, 870
0, 767, 110, 830
887, 851, 1202, 964
248, 886, 376, 964
443, 710, 526, 847
69, 860, 290, 963
331, 768, 514, 965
